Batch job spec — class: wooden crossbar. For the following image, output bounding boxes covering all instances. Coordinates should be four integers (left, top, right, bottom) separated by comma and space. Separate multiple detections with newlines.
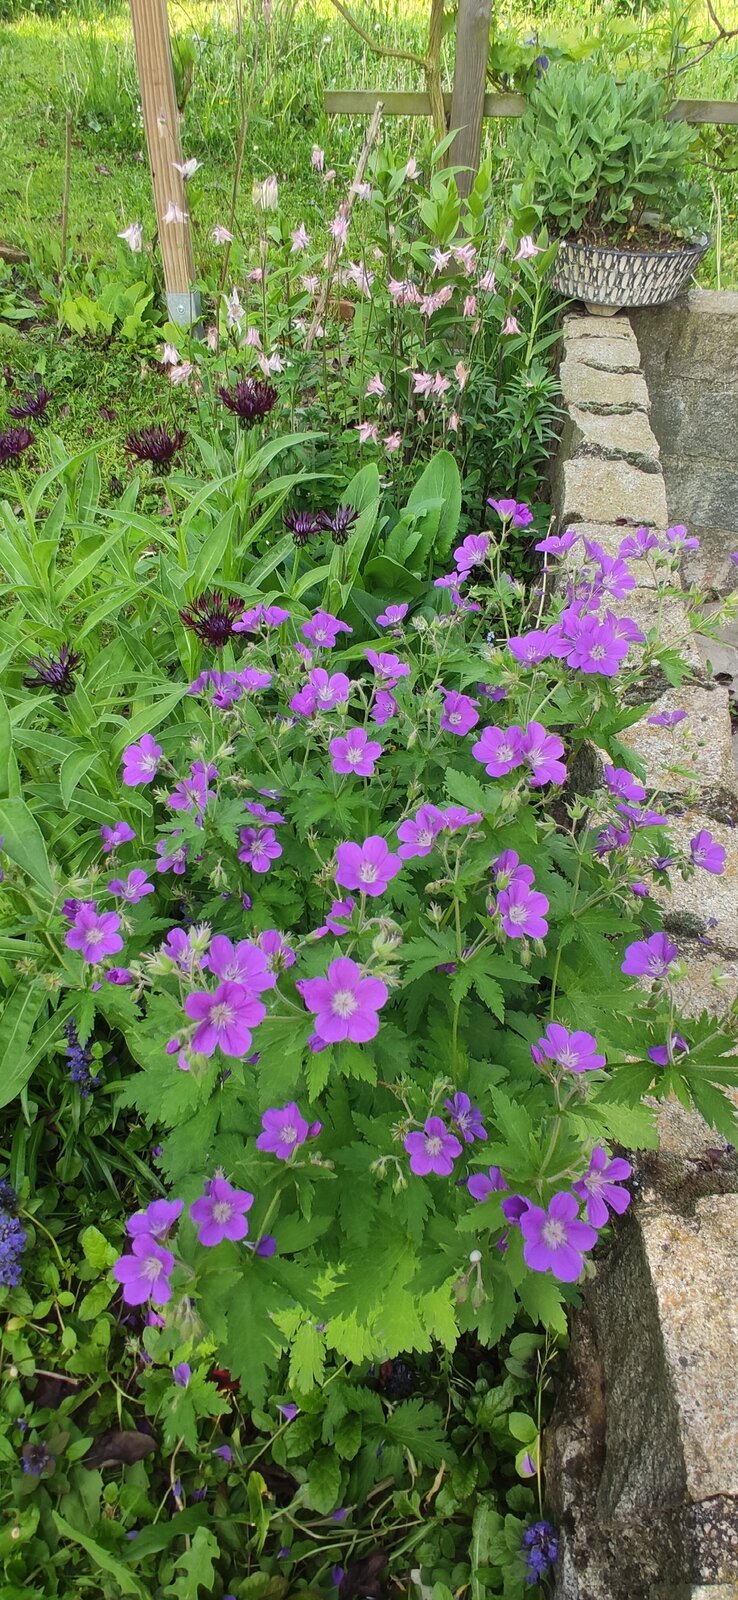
324, 89, 738, 126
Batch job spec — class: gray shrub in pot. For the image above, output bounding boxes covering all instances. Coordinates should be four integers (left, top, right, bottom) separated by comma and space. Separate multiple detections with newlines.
515, 63, 709, 312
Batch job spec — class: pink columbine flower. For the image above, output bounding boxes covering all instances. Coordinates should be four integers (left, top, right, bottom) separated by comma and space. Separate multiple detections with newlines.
100, 820, 136, 853
519, 721, 566, 788
335, 835, 402, 896
404, 1117, 462, 1177
204, 936, 275, 991
66, 903, 123, 963
190, 1178, 254, 1246
238, 826, 282, 873
463, 294, 477, 319
621, 932, 679, 979
430, 247, 452, 273
396, 804, 447, 860
356, 421, 379, 445
412, 371, 434, 398
365, 373, 386, 398
302, 611, 352, 649
108, 869, 155, 904
127, 1199, 183, 1239
298, 955, 388, 1043
118, 223, 143, 253
690, 829, 726, 874
514, 234, 539, 260
329, 214, 349, 246
477, 270, 496, 292
404, 157, 419, 180
573, 1148, 632, 1229
440, 690, 479, 736
454, 360, 469, 391
453, 243, 477, 273
377, 603, 408, 627
162, 201, 188, 226
184, 981, 266, 1057
212, 224, 234, 244
113, 1234, 174, 1305
384, 431, 402, 454
311, 145, 325, 172
501, 315, 520, 335
291, 222, 310, 252
496, 881, 550, 939
533, 1024, 605, 1074
256, 1103, 310, 1158
472, 724, 524, 778
122, 733, 163, 786
520, 1192, 598, 1282
330, 728, 383, 777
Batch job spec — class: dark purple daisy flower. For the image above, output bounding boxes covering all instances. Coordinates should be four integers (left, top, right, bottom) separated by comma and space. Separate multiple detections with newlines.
24, 643, 82, 695
9, 386, 52, 422
125, 424, 185, 471
180, 591, 243, 648
0, 426, 34, 467
319, 504, 359, 545
284, 509, 320, 547
218, 377, 277, 425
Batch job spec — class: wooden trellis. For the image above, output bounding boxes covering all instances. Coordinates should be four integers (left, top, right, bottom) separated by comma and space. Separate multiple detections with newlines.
130, 0, 200, 324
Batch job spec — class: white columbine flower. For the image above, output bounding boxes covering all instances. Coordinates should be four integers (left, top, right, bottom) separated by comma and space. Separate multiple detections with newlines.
118, 223, 143, 252
162, 201, 188, 225
172, 158, 201, 180
211, 224, 234, 245
161, 342, 180, 365
254, 175, 278, 211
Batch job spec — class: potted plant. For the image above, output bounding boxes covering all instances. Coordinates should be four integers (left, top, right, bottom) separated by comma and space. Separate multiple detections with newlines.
515, 63, 709, 312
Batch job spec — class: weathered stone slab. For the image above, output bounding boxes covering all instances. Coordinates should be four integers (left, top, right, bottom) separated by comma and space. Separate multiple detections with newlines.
621, 684, 735, 793
563, 403, 661, 464
563, 334, 642, 372
562, 311, 635, 341
683, 529, 738, 599
557, 455, 667, 527
559, 355, 650, 411
652, 808, 738, 955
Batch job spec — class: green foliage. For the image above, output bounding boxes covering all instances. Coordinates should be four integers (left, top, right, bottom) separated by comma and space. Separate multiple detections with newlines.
517, 62, 706, 241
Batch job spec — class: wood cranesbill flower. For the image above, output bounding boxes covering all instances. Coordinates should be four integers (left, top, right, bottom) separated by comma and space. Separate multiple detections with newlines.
256, 1102, 310, 1158
334, 835, 401, 895
298, 955, 388, 1044
0, 425, 34, 467
122, 733, 163, 786
621, 931, 678, 978
65, 902, 124, 963
404, 1117, 462, 1177
444, 1092, 487, 1143
113, 1234, 175, 1304
184, 981, 266, 1057
532, 1024, 606, 1075
519, 1192, 597, 1281
180, 591, 243, 648
24, 643, 81, 695
218, 377, 277, 426
573, 1148, 632, 1228
9, 387, 51, 422
125, 424, 185, 470
190, 1178, 254, 1246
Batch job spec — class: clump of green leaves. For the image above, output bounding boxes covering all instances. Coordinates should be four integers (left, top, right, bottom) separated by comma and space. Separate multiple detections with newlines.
516, 63, 706, 242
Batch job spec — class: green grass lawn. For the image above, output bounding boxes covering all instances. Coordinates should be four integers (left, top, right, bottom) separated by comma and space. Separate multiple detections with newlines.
1, 0, 737, 463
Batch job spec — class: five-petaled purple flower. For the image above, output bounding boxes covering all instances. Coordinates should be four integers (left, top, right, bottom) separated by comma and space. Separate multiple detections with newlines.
108, 869, 155, 904
404, 1117, 462, 1177
256, 1103, 310, 1159
123, 734, 163, 786
472, 724, 523, 778
519, 1192, 598, 1282
519, 721, 566, 787
377, 603, 408, 627
190, 1178, 254, 1246
100, 820, 136, 853
440, 690, 479, 736
113, 1234, 175, 1304
298, 956, 388, 1043
467, 1166, 507, 1202
496, 881, 549, 940
335, 835, 402, 896
204, 936, 275, 991
491, 850, 534, 891
127, 1199, 183, 1238
444, 1092, 487, 1143
621, 932, 678, 979
184, 981, 266, 1057
690, 829, 726, 875
302, 611, 352, 648
238, 826, 282, 873
65, 903, 123, 963
532, 1024, 605, 1075
330, 728, 383, 777
396, 805, 446, 860
573, 1147, 632, 1228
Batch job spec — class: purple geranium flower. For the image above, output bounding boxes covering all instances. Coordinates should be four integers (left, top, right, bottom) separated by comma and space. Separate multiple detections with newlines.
519, 720, 566, 787
122, 734, 163, 786
519, 1192, 598, 1282
155, 835, 189, 876
233, 604, 290, 632
167, 762, 217, 818
471, 724, 523, 777
365, 649, 411, 686
648, 708, 686, 727
496, 881, 549, 940
404, 1117, 463, 1177
562, 612, 631, 676
65, 903, 124, 963
127, 1199, 183, 1239
256, 1103, 310, 1159
330, 728, 383, 776
108, 869, 155, 904
184, 981, 266, 1057
301, 611, 352, 648
532, 1023, 605, 1074
100, 821, 136, 852
508, 630, 554, 666
491, 850, 534, 891
488, 497, 533, 528
621, 932, 678, 979
113, 1234, 175, 1305
443, 805, 483, 832
278, 1402, 300, 1422
604, 765, 646, 803
290, 668, 351, 716
467, 1165, 507, 1202
190, 1178, 254, 1246
535, 530, 577, 557
396, 804, 447, 860
377, 603, 408, 627
173, 1363, 191, 1387
298, 955, 388, 1043
647, 1032, 689, 1067
453, 533, 489, 572
370, 688, 398, 726
238, 826, 282, 873
313, 898, 355, 939
618, 526, 661, 558
690, 829, 726, 874
440, 690, 479, 736
444, 1092, 487, 1143
573, 1147, 632, 1228
335, 835, 402, 896
204, 936, 275, 991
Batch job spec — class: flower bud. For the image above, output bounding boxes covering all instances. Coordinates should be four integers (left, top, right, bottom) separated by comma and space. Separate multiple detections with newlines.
469, 1250, 482, 1264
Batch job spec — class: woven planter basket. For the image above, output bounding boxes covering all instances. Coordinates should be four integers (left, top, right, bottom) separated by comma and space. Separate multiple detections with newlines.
552, 235, 710, 312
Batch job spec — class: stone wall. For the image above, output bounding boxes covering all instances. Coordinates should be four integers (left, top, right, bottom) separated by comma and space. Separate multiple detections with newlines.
546, 309, 738, 1600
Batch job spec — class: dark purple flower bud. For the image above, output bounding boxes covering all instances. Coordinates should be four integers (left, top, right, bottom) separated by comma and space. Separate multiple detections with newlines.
284, 509, 320, 547
0, 426, 34, 467
307, 1120, 323, 1138
501, 1194, 529, 1224
180, 591, 244, 649
241, 893, 252, 911
318, 503, 359, 545
332, 1567, 345, 1587
9, 387, 52, 422
218, 377, 278, 425
277, 1402, 300, 1421
277, 1548, 292, 1560
255, 1234, 277, 1257
126, 424, 185, 471
24, 643, 82, 695
173, 1363, 191, 1387
213, 1443, 233, 1462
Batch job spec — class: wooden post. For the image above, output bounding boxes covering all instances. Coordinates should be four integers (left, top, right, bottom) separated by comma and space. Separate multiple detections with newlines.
449, 0, 493, 195
129, 0, 200, 324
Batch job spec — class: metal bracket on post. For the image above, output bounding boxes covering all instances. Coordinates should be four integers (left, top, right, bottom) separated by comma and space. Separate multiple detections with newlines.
166, 289, 203, 328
